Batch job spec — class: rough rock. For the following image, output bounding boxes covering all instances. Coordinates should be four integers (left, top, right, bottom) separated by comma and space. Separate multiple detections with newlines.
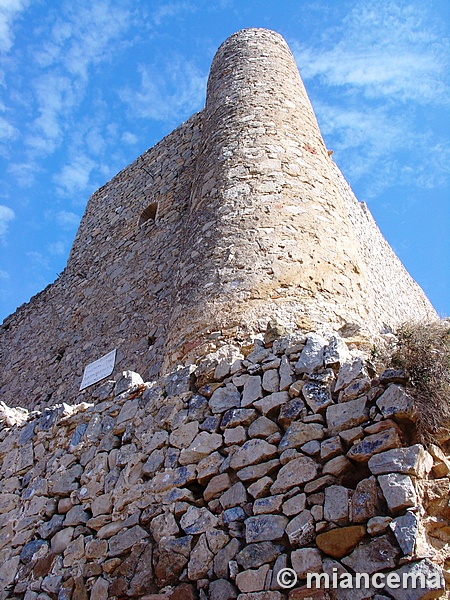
368, 445, 434, 478
316, 525, 366, 558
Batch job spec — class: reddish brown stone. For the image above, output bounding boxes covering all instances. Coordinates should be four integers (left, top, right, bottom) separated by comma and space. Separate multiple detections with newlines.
171, 583, 198, 600
316, 525, 366, 558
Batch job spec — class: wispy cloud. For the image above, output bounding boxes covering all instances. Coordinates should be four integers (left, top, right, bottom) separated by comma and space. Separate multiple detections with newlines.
292, 2, 450, 105
152, 2, 197, 26
48, 240, 66, 255
53, 155, 96, 196
0, 204, 14, 238
0, 0, 30, 53
120, 58, 206, 122
55, 210, 80, 229
291, 1, 450, 195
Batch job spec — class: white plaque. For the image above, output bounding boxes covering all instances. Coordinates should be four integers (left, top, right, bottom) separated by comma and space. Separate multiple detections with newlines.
80, 349, 117, 390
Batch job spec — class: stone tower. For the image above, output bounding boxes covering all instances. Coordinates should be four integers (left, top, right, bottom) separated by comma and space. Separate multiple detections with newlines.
0, 28, 436, 409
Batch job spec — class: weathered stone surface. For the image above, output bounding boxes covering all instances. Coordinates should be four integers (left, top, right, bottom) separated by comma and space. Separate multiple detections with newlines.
271, 456, 318, 494
248, 416, 279, 439
180, 506, 218, 534
323, 336, 351, 369
282, 493, 306, 517
302, 381, 333, 413
376, 384, 418, 421
368, 445, 433, 478
295, 334, 326, 374
263, 369, 280, 393
169, 421, 199, 449
222, 408, 258, 429
253, 392, 289, 418
204, 473, 232, 502
320, 436, 343, 461
389, 510, 418, 555
214, 538, 240, 578
253, 495, 283, 515
230, 439, 278, 470
335, 357, 368, 392
347, 428, 402, 462
326, 397, 369, 435
108, 525, 148, 556
322, 455, 352, 477
245, 515, 288, 543
279, 356, 295, 391
179, 432, 223, 464
154, 536, 192, 586
237, 459, 280, 483
220, 482, 247, 509
116, 371, 144, 395
210, 384, 241, 413
278, 422, 324, 451
236, 564, 270, 593
209, 579, 239, 600
316, 525, 366, 558
324, 485, 350, 525
341, 377, 371, 401
242, 376, 263, 407
351, 477, 380, 523
236, 542, 282, 570
378, 473, 417, 513
367, 516, 392, 536
384, 559, 445, 600
150, 512, 179, 542
285, 510, 315, 547
342, 534, 400, 573
188, 533, 214, 580
291, 547, 322, 579
278, 398, 305, 429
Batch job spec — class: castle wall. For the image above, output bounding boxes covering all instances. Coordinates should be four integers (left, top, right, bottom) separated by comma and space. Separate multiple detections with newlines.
162, 28, 436, 368
0, 28, 437, 411
0, 331, 448, 598
0, 114, 203, 409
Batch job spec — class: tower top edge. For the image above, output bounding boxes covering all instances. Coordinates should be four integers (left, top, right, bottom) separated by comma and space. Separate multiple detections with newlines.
215, 27, 290, 52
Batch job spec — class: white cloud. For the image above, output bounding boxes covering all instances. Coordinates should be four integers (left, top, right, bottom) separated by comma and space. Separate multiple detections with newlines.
0, 269, 9, 280
53, 155, 96, 196
8, 161, 35, 186
0, 0, 30, 53
292, 2, 450, 104
152, 2, 197, 26
120, 58, 206, 122
55, 210, 80, 229
48, 240, 66, 255
0, 204, 14, 238
27, 250, 50, 270
0, 115, 16, 141
122, 131, 138, 145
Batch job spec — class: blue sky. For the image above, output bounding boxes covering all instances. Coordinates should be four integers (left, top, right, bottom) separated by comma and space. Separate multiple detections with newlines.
0, 0, 449, 321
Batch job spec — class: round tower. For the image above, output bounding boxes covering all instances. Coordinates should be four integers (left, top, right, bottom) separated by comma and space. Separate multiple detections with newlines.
163, 28, 368, 365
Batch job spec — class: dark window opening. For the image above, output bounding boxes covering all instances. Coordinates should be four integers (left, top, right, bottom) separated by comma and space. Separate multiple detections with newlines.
139, 202, 158, 226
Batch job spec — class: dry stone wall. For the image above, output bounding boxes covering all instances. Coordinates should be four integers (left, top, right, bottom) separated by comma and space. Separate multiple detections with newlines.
0, 328, 448, 599
0, 28, 437, 411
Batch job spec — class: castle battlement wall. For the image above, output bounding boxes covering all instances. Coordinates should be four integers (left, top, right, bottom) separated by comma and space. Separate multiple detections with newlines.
0, 28, 436, 410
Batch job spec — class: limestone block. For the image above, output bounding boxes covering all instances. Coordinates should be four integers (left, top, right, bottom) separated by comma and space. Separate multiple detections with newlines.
378, 473, 417, 513
368, 445, 434, 478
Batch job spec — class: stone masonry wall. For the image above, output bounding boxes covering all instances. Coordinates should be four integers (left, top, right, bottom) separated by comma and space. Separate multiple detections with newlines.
0, 28, 437, 412
0, 113, 203, 410
0, 328, 448, 599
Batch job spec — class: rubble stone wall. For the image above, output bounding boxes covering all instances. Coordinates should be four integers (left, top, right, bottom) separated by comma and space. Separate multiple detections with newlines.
0, 28, 436, 411
0, 329, 448, 599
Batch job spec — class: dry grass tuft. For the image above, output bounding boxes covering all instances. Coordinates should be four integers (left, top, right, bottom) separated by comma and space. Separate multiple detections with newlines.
383, 320, 450, 443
